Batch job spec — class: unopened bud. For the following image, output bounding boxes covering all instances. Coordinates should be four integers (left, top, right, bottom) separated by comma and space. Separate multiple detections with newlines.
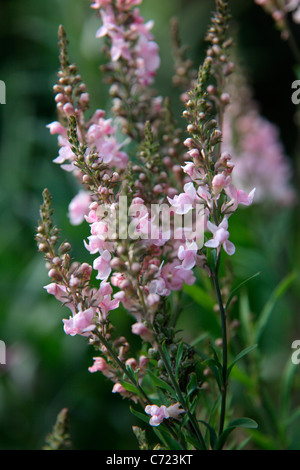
48, 268, 62, 281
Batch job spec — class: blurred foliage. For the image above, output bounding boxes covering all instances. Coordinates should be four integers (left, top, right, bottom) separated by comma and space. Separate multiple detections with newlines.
0, 0, 300, 450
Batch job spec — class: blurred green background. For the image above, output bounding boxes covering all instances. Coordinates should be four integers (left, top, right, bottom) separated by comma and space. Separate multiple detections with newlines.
0, 0, 300, 450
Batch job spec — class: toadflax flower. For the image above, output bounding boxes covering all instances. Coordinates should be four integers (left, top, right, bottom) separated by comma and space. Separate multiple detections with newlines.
63, 307, 96, 336
68, 190, 92, 225
93, 250, 112, 280
145, 403, 185, 426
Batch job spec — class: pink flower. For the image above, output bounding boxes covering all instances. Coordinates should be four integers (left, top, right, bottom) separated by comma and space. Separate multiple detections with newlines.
177, 240, 198, 270
53, 143, 75, 170
131, 322, 153, 342
63, 307, 96, 336
167, 182, 199, 215
161, 260, 196, 291
112, 383, 129, 397
93, 250, 112, 280
46, 121, 67, 137
91, 0, 112, 9
181, 161, 202, 182
96, 7, 119, 39
205, 217, 235, 255
145, 403, 184, 427
149, 277, 170, 297
145, 405, 168, 426
134, 36, 160, 85
68, 191, 91, 225
84, 235, 114, 255
44, 283, 75, 314
88, 357, 113, 377
91, 280, 120, 318
212, 173, 231, 196
111, 33, 131, 62
116, 0, 142, 9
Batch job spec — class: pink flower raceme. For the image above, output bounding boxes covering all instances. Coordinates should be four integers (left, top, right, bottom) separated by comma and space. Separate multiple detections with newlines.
93, 1, 160, 87
145, 403, 185, 427
47, 107, 128, 176
222, 82, 295, 207
205, 217, 235, 256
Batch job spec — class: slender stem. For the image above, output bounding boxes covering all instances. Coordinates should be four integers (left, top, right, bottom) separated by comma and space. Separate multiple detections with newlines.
213, 253, 228, 438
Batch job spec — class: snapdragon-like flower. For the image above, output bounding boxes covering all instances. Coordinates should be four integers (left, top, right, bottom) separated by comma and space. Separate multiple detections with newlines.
167, 182, 200, 215
68, 190, 91, 225
222, 68, 295, 207
63, 307, 96, 336
145, 403, 185, 427
93, 250, 112, 281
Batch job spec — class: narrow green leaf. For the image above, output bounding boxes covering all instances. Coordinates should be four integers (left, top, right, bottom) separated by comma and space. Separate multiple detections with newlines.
225, 272, 261, 310
186, 372, 197, 397
190, 332, 208, 348
198, 419, 218, 450
120, 380, 141, 396
280, 360, 298, 423
162, 341, 172, 370
239, 290, 254, 346
227, 344, 257, 379
228, 418, 258, 429
216, 417, 258, 450
183, 284, 215, 310
130, 406, 150, 425
147, 370, 175, 396
255, 272, 297, 342
175, 342, 184, 381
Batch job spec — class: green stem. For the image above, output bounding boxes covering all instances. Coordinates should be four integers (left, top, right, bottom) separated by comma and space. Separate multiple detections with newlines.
213, 253, 228, 439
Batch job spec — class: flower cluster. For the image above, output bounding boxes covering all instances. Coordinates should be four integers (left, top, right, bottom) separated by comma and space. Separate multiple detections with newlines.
91, 0, 165, 142
222, 66, 296, 207
167, 3, 255, 265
